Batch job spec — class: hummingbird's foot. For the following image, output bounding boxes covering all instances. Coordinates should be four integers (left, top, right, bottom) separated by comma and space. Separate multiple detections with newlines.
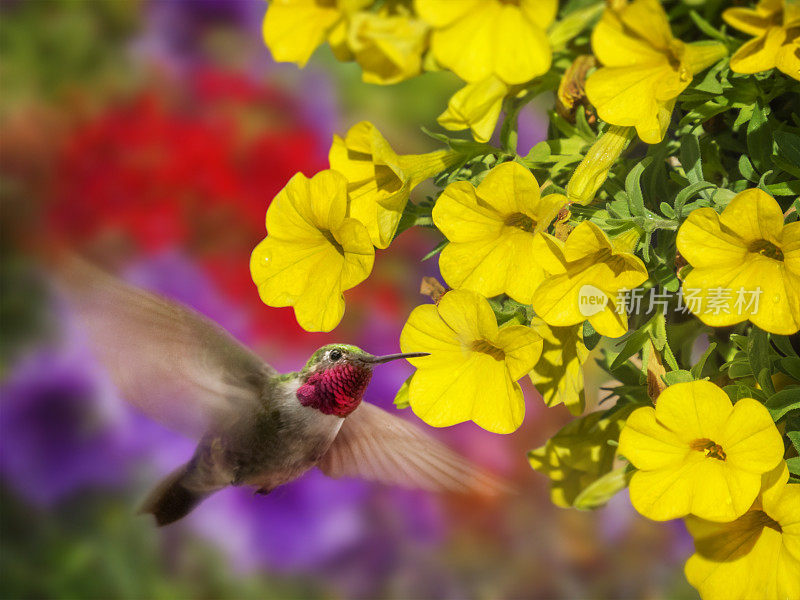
254, 487, 272, 496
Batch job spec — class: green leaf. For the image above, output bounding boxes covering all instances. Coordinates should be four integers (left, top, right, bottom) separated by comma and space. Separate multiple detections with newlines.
749, 328, 775, 395
727, 358, 753, 379
778, 357, 800, 380
724, 383, 767, 403
691, 342, 717, 379
772, 335, 799, 357
609, 327, 651, 371
525, 140, 551, 163
421, 239, 447, 261
583, 321, 601, 351
624, 159, 648, 217
765, 180, 800, 196
688, 10, 731, 42
573, 466, 631, 510
738, 154, 758, 182
787, 456, 800, 477
787, 430, 800, 453
393, 375, 412, 409
680, 132, 704, 185
773, 130, 800, 170
675, 181, 716, 218
772, 156, 800, 179
765, 388, 800, 421
746, 100, 772, 173
664, 370, 694, 386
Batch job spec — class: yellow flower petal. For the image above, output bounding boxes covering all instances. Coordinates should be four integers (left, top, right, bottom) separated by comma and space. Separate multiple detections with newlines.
434, 162, 559, 304
676, 207, 749, 269
436, 289, 499, 343
586, 64, 687, 144
730, 26, 787, 73
678, 188, 800, 334
719, 187, 786, 245
330, 121, 459, 248
408, 355, 524, 433
617, 0, 674, 51
619, 406, 688, 471
528, 320, 589, 416
496, 324, 543, 381
776, 38, 800, 80
476, 160, 542, 216
262, 1, 340, 67
414, 0, 478, 27
586, 0, 717, 144
399, 290, 537, 433
591, 3, 666, 67
421, 0, 552, 84
619, 381, 784, 522
399, 304, 465, 368
493, 5, 552, 84
723, 5, 779, 37
251, 170, 374, 332
654, 380, 732, 442
685, 475, 800, 600
722, 399, 786, 473
347, 13, 429, 85
438, 77, 508, 143
532, 222, 648, 337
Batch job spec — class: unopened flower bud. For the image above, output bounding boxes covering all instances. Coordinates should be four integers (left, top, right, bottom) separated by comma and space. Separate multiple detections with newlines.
567, 126, 634, 205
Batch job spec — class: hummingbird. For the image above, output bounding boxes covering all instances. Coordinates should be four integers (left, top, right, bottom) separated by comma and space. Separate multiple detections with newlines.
55, 258, 503, 526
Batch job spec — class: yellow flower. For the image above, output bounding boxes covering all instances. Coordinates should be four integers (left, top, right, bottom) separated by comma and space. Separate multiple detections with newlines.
432, 161, 565, 304
329, 121, 461, 249
684, 462, 800, 600
676, 188, 800, 335
618, 380, 784, 522
531, 222, 649, 338
262, 0, 370, 67
437, 76, 509, 143
585, 0, 727, 143
528, 407, 631, 508
250, 170, 374, 332
346, 11, 429, 85
528, 319, 589, 416
724, 0, 800, 80
414, 0, 557, 84
399, 289, 543, 433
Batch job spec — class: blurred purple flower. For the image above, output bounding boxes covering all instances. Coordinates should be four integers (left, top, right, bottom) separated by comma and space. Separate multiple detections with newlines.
517, 104, 548, 156
132, 0, 263, 73
123, 249, 253, 345
0, 327, 131, 506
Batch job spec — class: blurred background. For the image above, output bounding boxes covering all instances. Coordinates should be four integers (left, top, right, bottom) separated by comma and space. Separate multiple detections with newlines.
0, 1, 695, 598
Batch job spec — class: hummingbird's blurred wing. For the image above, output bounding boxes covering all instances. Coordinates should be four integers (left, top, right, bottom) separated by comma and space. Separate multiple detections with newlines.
318, 402, 508, 495
54, 258, 275, 439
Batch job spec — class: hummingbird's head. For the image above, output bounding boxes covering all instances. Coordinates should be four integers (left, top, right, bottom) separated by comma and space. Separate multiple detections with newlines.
296, 344, 428, 417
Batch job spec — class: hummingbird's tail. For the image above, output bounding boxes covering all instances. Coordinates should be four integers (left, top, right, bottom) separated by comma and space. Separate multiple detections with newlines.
139, 463, 211, 526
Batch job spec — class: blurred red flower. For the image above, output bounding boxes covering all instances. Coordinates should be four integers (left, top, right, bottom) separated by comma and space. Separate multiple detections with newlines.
49, 71, 327, 343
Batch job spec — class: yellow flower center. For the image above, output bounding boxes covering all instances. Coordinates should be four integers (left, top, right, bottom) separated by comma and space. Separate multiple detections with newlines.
754, 510, 783, 534
504, 212, 536, 232
322, 230, 345, 256
690, 438, 727, 461
374, 164, 403, 193
748, 239, 784, 261
471, 340, 506, 361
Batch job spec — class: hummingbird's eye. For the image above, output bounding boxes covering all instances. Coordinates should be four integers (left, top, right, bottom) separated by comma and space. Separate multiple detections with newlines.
329, 349, 342, 361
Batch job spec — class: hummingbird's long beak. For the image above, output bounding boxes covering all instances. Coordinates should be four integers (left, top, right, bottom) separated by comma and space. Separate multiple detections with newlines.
361, 352, 430, 365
